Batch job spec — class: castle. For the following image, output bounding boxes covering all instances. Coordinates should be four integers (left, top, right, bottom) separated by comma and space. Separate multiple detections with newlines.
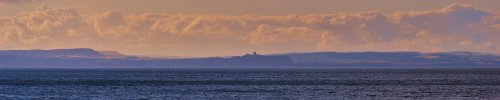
243, 51, 260, 56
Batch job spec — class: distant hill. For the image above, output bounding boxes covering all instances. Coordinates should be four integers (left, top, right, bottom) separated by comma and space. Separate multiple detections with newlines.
0, 48, 104, 58
278, 51, 500, 67
0, 48, 499, 68
98, 51, 128, 58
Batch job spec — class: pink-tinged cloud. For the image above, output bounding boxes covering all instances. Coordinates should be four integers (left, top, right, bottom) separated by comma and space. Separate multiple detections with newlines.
0, 4, 499, 56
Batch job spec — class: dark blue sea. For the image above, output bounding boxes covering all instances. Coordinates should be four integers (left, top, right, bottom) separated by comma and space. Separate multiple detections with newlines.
1, 68, 500, 99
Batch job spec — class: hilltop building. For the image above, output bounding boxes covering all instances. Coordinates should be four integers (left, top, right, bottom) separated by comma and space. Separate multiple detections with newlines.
229, 52, 293, 65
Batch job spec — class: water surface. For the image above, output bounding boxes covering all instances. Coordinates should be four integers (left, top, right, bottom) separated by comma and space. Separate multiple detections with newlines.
1, 68, 500, 99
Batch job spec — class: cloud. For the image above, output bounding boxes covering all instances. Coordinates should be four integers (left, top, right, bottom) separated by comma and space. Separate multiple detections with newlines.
90, 10, 124, 36
0, 0, 41, 4
0, 4, 499, 56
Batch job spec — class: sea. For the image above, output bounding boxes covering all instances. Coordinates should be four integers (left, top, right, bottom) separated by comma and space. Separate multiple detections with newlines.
1, 68, 500, 99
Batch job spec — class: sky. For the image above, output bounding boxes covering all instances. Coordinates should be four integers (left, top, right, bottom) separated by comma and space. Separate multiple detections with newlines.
0, 0, 499, 57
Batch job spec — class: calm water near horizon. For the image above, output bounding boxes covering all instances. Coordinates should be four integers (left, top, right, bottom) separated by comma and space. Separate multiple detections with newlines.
1, 68, 500, 99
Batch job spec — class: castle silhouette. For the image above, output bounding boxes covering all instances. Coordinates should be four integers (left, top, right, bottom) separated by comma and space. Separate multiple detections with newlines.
243, 51, 260, 56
